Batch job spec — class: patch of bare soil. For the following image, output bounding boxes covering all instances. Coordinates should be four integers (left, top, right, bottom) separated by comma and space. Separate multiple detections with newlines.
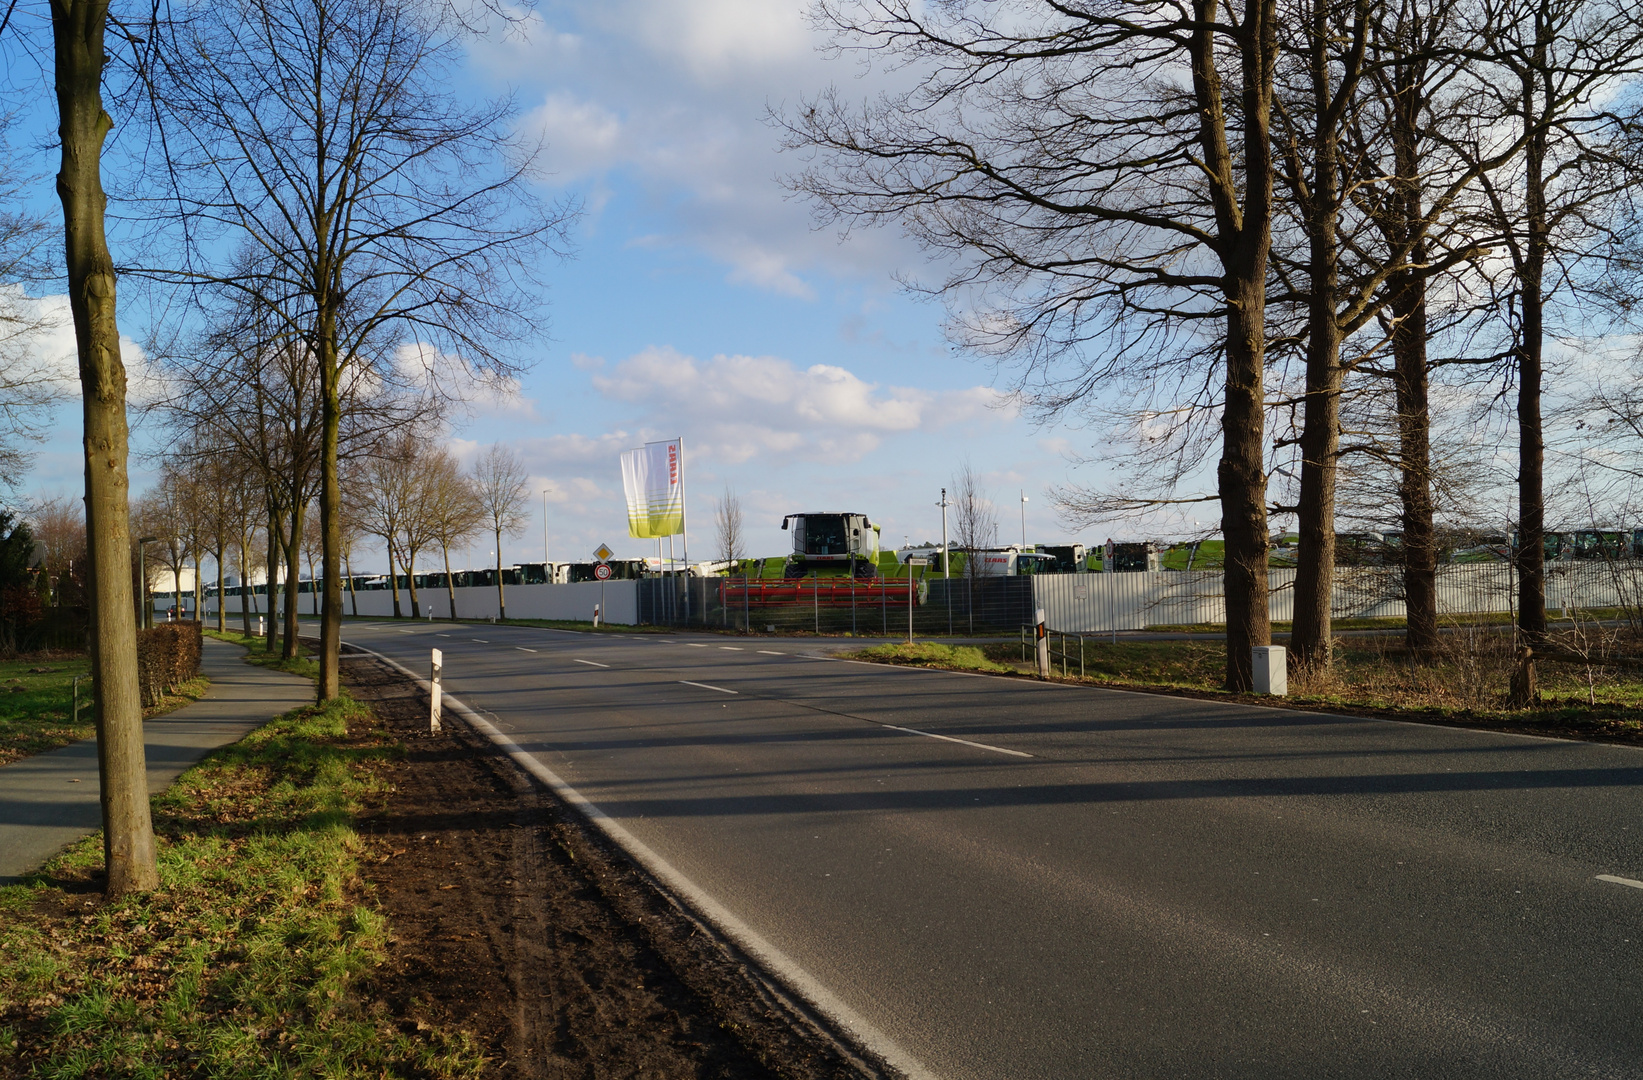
340, 652, 885, 1080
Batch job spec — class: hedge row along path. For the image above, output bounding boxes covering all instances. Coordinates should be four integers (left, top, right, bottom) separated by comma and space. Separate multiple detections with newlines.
0, 637, 313, 884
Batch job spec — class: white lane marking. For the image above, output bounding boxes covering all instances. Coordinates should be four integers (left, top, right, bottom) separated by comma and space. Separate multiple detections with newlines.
397, 629, 415, 634
437, 634, 451, 638
876, 722, 1032, 759
686, 643, 709, 648
757, 650, 785, 656
1598, 874, 1643, 890
680, 680, 738, 695
720, 646, 743, 651
341, 642, 939, 1080
516, 647, 538, 653
472, 638, 489, 643
573, 659, 609, 668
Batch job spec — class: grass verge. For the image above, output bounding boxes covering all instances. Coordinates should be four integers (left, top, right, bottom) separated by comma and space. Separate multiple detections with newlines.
854, 641, 1014, 673
0, 691, 484, 1078
204, 629, 319, 680
0, 657, 212, 768
849, 636, 1643, 743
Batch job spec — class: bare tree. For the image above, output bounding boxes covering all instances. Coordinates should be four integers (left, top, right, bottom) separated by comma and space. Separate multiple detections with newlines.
952, 463, 999, 576
0, 112, 64, 492
26, 494, 86, 608
715, 486, 745, 573
426, 450, 483, 620
353, 435, 418, 619
472, 444, 530, 620
1463, 0, 1643, 703
788, 0, 1283, 689
48, 0, 157, 894
140, 0, 571, 700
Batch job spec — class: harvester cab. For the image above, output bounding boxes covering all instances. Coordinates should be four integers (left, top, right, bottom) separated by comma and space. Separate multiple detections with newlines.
781, 512, 881, 579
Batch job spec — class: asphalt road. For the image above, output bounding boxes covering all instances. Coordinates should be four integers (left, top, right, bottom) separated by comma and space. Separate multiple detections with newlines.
335, 619, 1643, 1080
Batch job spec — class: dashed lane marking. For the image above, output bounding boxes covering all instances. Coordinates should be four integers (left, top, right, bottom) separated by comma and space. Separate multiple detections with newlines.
1598, 874, 1643, 890
471, 638, 489, 643
686, 643, 709, 648
516, 647, 538, 653
680, 680, 737, 694
757, 650, 785, 656
573, 659, 610, 668
720, 646, 743, 651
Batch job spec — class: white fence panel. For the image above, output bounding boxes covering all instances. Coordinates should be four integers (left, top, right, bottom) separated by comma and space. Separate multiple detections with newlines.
1033, 560, 1643, 633
209, 580, 640, 625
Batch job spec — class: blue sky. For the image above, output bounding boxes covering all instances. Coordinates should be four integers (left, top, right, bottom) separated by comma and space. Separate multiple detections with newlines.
6, 0, 1170, 571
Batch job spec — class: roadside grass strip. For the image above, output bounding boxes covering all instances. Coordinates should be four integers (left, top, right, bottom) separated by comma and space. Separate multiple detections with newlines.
204, 629, 320, 681
0, 693, 484, 1078
854, 642, 1013, 674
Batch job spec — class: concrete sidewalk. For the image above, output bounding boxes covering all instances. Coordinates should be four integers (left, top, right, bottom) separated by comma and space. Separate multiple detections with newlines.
0, 638, 313, 885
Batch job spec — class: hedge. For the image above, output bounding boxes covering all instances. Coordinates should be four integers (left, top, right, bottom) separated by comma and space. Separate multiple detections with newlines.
137, 621, 202, 707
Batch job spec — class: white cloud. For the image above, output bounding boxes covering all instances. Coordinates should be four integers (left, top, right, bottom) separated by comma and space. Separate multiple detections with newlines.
489, 2, 931, 299
589, 345, 1008, 464
2, 289, 159, 402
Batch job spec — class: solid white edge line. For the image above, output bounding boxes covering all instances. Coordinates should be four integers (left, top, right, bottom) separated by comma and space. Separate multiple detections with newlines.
573, 659, 610, 668
342, 640, 938, 1080
1597, 874, 1643, 890
680, 680, 738, 695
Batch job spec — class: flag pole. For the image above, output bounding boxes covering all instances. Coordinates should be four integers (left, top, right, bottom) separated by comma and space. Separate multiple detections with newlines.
679, 436, 690, 625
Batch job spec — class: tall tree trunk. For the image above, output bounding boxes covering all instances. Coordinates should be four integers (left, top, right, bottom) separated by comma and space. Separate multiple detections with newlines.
495, 526, 506, 620
282, 502, 302, 659
239, 536, 251, 637
265, 501, 281, 652
407, 548, 421, 619
317, 304, 342, 700
443, 544, 458, 620
213, 545, 224, 630
1291, 1, 1350, 671
1390, 265, 1438, 655
1511, 58, 1549, 706
1196, 0, 1276, 691
53, 0, 158, 895
388, 542, 402, 618
345, 552, 358, 617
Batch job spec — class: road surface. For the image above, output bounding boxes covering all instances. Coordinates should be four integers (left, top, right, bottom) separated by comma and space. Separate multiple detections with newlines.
336, 619, 1643, 1080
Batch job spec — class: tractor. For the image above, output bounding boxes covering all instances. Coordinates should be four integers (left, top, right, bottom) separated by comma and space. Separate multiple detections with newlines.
781, 512, 881, 579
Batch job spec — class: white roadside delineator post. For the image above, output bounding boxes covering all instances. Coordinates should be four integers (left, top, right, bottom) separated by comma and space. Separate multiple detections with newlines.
1252, 645, 1287, 695
430, 648, 443, 733
1035, 607, 1051, 679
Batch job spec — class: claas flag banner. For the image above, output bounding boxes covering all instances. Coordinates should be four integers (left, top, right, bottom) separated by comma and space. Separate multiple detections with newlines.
620, 439, 684, 538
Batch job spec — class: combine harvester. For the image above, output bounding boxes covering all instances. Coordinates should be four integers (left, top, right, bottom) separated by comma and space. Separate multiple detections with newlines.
722, 512, 929, 611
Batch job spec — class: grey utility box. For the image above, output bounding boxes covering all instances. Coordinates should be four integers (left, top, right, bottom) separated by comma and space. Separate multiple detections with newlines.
1252, 646, 1287, 696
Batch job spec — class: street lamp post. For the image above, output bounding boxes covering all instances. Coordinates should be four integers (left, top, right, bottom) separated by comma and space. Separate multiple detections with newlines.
1020, 491, 1029, 548
136, 536, 157, 629
541, 488, 552, 581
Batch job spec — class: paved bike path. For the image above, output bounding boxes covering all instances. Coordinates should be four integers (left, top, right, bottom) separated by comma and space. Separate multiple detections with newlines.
0, 638, 312, 884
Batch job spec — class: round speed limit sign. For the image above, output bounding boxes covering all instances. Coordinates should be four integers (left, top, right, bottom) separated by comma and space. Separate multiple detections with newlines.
594, 563, 612, 580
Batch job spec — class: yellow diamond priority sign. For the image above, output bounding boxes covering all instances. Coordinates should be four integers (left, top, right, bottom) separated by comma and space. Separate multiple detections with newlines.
594, 543, 614, 562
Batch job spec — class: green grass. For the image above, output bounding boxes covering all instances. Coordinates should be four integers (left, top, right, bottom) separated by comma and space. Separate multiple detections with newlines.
853, 635, 1643, 737
0, 692, 484, 1078
204, 629, 320, 679
0, 656, 94, 767
854, 641, 1014, 672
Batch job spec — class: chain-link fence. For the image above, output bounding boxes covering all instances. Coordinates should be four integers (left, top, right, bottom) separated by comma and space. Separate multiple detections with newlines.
638, 574, 1035, 635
